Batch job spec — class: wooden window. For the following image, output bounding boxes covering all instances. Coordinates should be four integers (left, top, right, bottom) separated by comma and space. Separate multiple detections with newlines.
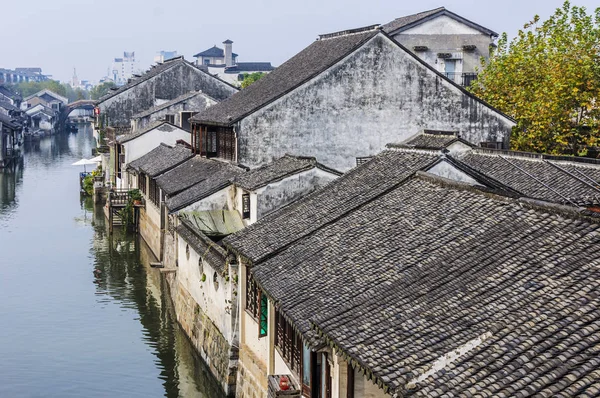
180, 111, 195, 131
245, 272, 259, 320
149, 178, 160, 206
242, 193, 251, 219
259, 292, 268, 337
165, 114, 175, 124
138, 172, 147, 194
275, 309, 302, 373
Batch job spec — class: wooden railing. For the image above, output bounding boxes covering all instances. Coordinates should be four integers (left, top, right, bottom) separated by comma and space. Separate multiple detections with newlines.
108, 189, 145, 207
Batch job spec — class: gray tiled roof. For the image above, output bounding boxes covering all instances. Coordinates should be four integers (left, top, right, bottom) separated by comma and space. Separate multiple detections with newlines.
98, 57, 234, 103
193, 46, 238, 59
393, 130, 469, 150
131, 91, 214, 120
176, 218, 228, 273
0, 101, 20, 112
224, 62, 275, 74
306, 175, 600, 396
127, 143, 193, 177
224, 149, 440, 263
247, 170, 600, 395
233, 154, 341, 191
155, 156, 243, 197
166, 161, 245, 212
117, 120, 189, 144
190, 29, 380, 126
382, 7, 498, 37
0, 113, 20, 129
381, 7, 445, 33
458, 150, 600, 206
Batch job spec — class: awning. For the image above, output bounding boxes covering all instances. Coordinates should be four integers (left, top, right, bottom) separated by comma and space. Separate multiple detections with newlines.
71, 158, 99, 166
181, 210, 245, 237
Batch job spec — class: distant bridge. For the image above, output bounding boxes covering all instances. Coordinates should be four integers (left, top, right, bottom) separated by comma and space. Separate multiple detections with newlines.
59, 100, 97, 127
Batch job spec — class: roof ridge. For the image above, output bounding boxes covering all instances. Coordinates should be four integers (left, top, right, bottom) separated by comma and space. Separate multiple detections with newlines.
414, 171, 598, 220
471, 148, 600, 166
318, 24, 381, 40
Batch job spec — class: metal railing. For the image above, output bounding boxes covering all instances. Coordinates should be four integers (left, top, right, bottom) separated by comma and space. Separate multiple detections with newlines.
443, 72, 478, 87
108, 189, 145, 207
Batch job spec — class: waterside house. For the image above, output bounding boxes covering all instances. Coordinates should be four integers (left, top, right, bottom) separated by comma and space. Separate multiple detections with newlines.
189, 25, 514, 172
0, 113, 23, 168
94, 56, 238, 187
130, 91, 217, 132
224, 140, 600, 398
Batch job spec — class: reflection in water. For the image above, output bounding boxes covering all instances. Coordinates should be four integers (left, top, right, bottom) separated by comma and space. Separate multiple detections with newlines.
0, 126, 224, 398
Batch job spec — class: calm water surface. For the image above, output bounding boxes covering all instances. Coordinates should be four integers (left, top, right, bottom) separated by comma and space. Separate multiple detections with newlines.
0, 125, 224, 398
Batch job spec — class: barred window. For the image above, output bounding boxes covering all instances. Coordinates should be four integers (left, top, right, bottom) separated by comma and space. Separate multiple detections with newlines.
246, 272, 259, 319
275, 308, 302, 372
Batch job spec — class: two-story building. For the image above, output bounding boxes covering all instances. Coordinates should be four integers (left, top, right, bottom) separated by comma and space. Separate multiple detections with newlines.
383, 7, 498, 87
189, 25, 514, 172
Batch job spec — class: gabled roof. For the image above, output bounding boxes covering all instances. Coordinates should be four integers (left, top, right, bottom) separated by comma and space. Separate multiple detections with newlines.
382, 7, 498, 37
296, 173, 599, 396
457, 149, 600, 207
193, 45, 238, 59
131, 91, 216, 120
191, 27, 513, 126
165, 160, 245, 212
224, 148, 440, 263
117, 120, 189, 144
190, 27, 381, 126
97, 57, 236, 104
391, 130, 472, 150
0, 113, 20, 129
24, 89, 68, 104
233, 154, 342, 191
224, 62, 275, 74
0, 101, 20, 112
0, 85, 21, 101
127, 143, 193, 177
176, 217, 231, 273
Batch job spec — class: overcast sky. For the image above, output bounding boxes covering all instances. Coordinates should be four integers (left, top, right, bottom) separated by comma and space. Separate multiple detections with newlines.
2, 0, 598, 83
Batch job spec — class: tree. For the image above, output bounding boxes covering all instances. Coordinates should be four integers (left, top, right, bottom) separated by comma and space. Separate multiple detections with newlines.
470, 1, 600, 156
240, 72, 265, 89
12, 80, 68, 98
90, 82, 117, 100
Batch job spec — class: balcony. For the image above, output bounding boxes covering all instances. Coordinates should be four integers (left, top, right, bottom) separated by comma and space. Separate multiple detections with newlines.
443, 72, 478, 87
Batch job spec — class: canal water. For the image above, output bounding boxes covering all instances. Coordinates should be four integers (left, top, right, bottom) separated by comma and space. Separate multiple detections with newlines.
0, 125, 224, 398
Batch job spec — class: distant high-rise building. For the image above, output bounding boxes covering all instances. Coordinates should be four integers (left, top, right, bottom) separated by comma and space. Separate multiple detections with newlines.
154, 50, 178, 64
111, 52, 140, 86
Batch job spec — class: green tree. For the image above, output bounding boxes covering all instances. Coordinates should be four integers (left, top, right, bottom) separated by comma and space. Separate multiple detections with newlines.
11, 80, 68, 98
90, 82, 117, 100
471, 1, 600, 156
240, 72, 265, 89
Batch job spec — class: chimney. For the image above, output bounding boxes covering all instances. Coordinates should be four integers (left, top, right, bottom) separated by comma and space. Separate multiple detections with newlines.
223, 39, 233, 67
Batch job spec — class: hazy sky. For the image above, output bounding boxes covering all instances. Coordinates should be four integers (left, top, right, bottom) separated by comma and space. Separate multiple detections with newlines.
3, 0, 598, 83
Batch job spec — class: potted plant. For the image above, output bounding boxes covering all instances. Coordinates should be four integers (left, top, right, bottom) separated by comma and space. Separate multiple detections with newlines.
129, 189, 143, 205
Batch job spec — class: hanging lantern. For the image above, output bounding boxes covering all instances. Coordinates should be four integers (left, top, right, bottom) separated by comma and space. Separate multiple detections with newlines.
279, 375, 290, 391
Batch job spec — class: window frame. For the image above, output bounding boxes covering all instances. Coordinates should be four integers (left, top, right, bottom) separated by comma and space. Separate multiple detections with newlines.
242, 193, 251, 219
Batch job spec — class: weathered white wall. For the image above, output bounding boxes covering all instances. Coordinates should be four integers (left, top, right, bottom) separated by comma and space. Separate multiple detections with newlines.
254, 168, 339, 219
123, 125, 190, 165
135, 94, 216, 131
243, 312, 269, 365
176, 236, 234, 343
274, 350, 293, 376
99, 62, 237, 127
426, 159, 480, 185
139, 200, 163, 259
237, 34, 513, 171
393, 15, 495, 76
177, 186, 233, 214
